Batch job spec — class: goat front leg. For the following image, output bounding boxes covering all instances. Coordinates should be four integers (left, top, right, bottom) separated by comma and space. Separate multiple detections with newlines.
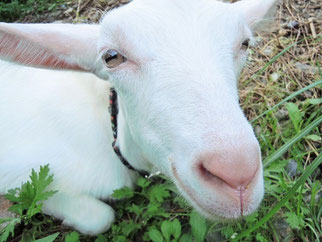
42, 192, 115, 235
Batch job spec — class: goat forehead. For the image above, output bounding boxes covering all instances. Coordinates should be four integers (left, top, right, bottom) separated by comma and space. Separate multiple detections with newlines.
100, 0, 243, 57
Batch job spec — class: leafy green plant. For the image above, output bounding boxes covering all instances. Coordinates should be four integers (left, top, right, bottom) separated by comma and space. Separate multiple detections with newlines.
107, 177, 183, 241
104, 175, 211, 242
189, 211, 207, 242
0, 165, 58, 242
65, 231, 80, 242
285, 102, 303, 133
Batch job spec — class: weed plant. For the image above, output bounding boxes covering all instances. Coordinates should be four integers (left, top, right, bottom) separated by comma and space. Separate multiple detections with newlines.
0, 0, 64, 22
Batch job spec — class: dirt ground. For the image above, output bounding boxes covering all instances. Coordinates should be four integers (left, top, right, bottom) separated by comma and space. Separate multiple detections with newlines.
0, 196, 15, 230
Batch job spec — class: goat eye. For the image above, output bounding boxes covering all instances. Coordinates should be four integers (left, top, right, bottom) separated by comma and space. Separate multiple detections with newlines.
241, 39, 250, 50
103, 49, 127, 68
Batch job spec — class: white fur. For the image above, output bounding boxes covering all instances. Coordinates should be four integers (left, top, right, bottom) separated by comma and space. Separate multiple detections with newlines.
0, 0, 277, 234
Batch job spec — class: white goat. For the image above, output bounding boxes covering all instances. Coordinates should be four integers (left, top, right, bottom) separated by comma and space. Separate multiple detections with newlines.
0, 0, 277, 235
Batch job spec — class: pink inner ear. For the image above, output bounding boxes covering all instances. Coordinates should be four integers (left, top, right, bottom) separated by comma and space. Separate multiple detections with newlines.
0, 31, 84, 71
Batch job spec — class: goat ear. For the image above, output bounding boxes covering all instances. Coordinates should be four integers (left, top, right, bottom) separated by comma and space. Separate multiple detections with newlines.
0, 23, 100, 72
233, 0, 278, 31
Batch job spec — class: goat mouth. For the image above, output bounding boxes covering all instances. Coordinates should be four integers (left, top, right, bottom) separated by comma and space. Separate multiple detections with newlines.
171, 164, 247, 220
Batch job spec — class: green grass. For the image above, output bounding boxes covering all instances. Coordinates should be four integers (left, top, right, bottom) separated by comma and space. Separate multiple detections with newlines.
0, 0, 64, 22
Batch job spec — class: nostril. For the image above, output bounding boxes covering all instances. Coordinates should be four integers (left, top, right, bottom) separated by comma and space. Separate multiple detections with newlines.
198, 157, 259, 190
198, 163, 227, 185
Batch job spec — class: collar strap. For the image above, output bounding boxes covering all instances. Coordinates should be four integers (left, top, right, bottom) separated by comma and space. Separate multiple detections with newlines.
109, 88, 149, 177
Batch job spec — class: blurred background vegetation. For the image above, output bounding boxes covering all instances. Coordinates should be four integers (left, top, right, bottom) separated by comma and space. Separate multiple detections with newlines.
0, 0, 64, 22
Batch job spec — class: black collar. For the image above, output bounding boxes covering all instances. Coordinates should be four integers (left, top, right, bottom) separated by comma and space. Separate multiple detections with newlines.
109, 88, 149, 177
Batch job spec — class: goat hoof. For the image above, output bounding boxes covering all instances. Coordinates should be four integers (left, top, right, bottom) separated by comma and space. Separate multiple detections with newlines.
62, 204, 115, 235
42, 193, 115, 235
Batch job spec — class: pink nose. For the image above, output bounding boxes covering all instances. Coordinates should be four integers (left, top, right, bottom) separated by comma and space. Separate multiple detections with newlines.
199, 148, 260, 189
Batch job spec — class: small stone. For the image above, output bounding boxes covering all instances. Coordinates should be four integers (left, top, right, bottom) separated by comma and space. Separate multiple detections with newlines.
0, 195, 16, 231
278, 29, 288, 36
206, 230, 225, 242
304, 90, 313, 98
269, 72, 280, 82
255, 36, 263, 43
286, 160, 297, 178
294, 62, 319, 74
274, 218, 292, 239
304, 190, 322, 204
64, 7, 74, 14
255, 125, 261, 136
274, 109, 288, 120
0, 196, 12, 211
287, 21, 299, 29
263, 46, 274, 56
298, 54, 311, 60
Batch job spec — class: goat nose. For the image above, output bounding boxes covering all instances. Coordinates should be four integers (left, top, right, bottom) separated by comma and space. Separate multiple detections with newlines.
199, 149, 260, 189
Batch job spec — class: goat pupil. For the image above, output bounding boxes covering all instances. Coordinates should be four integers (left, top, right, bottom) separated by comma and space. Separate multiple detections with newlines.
103, 50, 127, 68
105, 54, 118, 63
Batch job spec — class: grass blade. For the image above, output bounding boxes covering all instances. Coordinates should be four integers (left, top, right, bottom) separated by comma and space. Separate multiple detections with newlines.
34, 232, 60, 242
251, 80, 322, 123
263, 115, 322, 168
242, 35, 321, 89
232, 152, 322, 241
241, 41, 301, 88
